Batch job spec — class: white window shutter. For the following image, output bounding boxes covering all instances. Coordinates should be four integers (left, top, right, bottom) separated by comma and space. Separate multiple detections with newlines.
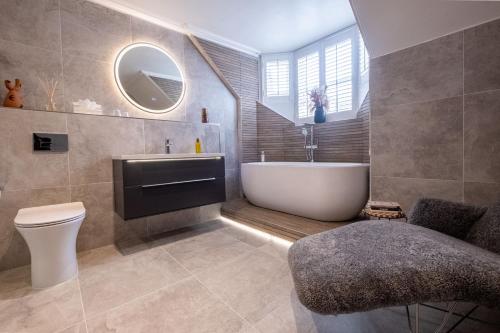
359, 33, 369, 74
297, 52, 319, 118
266, 60, 289, 97
325, 38, 352, 113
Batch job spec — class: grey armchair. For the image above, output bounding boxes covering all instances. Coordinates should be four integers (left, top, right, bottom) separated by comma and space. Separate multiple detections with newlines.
288, 198, 500, 332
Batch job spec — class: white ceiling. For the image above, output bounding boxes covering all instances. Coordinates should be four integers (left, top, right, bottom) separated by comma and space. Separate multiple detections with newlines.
351, 0, 500, 58
93, 0, 356, 55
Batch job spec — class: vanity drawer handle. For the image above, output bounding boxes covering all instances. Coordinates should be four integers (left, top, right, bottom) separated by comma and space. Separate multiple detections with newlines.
141, 177, 217, 189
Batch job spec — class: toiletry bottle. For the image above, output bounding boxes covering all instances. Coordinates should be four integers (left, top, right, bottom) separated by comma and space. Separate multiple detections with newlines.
261, 151, 266, 162
195, 138, 202, 154
201, 108, 208, 123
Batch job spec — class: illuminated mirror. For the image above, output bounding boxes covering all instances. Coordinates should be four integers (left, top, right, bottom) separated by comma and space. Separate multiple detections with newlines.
115, 43, 185, 113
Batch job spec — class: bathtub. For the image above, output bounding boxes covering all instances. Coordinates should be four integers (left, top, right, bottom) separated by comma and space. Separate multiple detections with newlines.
241, 162, 369, 221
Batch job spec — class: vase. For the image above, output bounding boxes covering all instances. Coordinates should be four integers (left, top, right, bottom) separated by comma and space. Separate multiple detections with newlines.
314, 105, 326, 123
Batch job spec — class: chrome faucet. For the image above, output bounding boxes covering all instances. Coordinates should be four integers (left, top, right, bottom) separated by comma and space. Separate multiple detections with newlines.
165, 139, 173, 154
302, 125, 318, 162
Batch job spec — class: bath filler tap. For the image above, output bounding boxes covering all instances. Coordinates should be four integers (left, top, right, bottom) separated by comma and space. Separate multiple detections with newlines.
302, 125, 318, 162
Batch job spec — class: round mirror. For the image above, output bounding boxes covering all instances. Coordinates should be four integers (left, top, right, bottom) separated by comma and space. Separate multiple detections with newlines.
115, 43, 185, 113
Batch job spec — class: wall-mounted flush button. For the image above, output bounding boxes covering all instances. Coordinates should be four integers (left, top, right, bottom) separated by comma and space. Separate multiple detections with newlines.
33, 133, 68, 152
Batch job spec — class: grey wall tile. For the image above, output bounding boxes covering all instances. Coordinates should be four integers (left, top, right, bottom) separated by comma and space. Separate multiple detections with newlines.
60, 0, 131, 63
465, 182, 500, 207
225, 168, 241, 201
371, 176, 463, 212
29, 187, 71, 207
200, 203, 222, 221
371, 97, 463, 180
0, 40, 64, 111
71, 182, 115, 252
68, 114, 144, 185
62, 55, 133, 117
464, 90, 500, 183
0, 0, 60, 51
370, 32, 463, 107
464, 18, 500, 94
183, 39, 235, 126
223, 129, 239, 170
0, 190, 31, 271
143, 120, 220, 154
131, 18, 185, 63
147, 208, 201, 236
0, 109, 68, 191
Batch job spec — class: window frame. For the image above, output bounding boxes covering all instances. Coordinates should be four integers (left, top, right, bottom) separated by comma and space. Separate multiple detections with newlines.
294, 26, 360, 124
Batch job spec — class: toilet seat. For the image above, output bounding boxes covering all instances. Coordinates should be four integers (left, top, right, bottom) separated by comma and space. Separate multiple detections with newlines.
15, 202, 86, 228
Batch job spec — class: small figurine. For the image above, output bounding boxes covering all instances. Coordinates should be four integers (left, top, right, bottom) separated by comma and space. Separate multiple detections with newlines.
3, 79, 23, 108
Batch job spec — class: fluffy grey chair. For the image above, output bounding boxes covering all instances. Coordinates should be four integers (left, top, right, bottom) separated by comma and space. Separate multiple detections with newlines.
288, 198, 500, 332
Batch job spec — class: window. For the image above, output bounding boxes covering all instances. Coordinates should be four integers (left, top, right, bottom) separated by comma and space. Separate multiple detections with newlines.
260, 26, 369, 123
297, 52, 319, 118
325, 39, 352, 113
359, 33, 369, 74
265, 60, 289, 97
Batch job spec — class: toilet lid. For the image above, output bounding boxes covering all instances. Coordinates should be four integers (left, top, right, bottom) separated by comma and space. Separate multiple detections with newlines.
15, 202, 86, 227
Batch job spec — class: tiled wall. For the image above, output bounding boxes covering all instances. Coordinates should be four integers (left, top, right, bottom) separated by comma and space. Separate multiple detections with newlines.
370, 18, 500, 211
256, 96, 370, 163
0, 0, 241, 270
196, 39, 260, 163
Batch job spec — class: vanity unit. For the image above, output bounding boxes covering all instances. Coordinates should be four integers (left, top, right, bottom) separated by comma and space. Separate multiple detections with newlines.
113, 153, 226, 220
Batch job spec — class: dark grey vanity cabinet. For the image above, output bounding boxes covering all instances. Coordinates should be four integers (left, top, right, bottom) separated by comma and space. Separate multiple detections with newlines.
113, 157, 226, 220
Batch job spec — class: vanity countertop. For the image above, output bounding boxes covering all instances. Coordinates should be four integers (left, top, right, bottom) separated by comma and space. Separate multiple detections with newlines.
112, 153, 225, 160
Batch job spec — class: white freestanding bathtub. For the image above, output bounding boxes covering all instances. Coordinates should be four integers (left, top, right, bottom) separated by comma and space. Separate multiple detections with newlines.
241, 162, 369, 221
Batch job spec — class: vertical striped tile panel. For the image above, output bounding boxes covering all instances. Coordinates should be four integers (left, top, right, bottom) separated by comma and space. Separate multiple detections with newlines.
197, 38, 260, 163
257, 95, 370, 163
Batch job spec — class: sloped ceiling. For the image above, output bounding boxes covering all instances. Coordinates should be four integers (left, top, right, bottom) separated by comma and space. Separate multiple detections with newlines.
92, 0, 355, 55
351, 0, 500, 58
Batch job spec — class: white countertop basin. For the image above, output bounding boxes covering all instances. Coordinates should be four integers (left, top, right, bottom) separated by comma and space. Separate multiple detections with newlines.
112, 153, 225, 160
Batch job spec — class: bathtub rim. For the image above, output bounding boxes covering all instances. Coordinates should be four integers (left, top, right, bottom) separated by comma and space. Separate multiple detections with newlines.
241, 162, 370, 169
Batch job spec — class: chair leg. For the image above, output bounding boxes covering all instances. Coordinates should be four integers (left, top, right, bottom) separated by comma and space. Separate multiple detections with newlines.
433, 302, 457, 333
406, 305, 412, 332
415, 303, 420, 333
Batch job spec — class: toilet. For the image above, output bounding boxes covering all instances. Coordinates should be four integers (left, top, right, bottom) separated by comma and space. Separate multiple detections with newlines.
14, 202, 86, 289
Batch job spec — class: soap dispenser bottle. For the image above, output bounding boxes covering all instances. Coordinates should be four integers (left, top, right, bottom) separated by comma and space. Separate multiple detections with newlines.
195, 138, 202, 154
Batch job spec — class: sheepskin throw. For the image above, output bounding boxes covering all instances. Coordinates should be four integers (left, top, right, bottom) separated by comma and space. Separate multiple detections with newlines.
288, 220, 500, 315
466, 204, 500, 254
408, 198, 487, 239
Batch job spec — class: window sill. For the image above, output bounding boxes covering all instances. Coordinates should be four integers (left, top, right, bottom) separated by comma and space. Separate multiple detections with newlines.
295, 110, 358, 125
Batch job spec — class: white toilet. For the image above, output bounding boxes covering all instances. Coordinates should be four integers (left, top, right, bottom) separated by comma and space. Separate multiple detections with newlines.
14, 202, 86, 289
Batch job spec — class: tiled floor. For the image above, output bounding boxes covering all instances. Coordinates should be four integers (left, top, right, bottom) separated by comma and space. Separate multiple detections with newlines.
0, 219, 498, 333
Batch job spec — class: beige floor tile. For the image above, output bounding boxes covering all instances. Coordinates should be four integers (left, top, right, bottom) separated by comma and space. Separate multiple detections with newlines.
0, 277, 84, 333
257, 239, 291, 262
56, 322, 88, 333
195, 249, 293, 324
0, 265, 31, 295
86, 277, 249, 333
219, 224, 271, 248
79, 247, 191, 317
162, 229, 255, 274
77, 245, 123, 272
